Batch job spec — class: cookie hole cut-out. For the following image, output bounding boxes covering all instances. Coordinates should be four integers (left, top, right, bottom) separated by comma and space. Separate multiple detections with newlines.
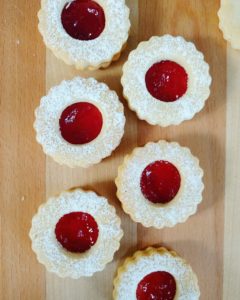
61, 0, 105, 41
59, 102, 103, 145
145, 60, 188, 102
55, 212, 99, 253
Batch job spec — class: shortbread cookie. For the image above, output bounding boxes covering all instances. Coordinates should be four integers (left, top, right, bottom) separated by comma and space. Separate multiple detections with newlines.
38, 0, 130, 69
218, 0, 240, 49
121, 35, 211, 126
113, 247, 200, 300
29, 188, 123, 278
116, 141, 204, 228
34, 77, 125, 168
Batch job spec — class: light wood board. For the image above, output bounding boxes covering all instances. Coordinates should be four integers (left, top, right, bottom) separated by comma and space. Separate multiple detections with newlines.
1, 0, 240, 299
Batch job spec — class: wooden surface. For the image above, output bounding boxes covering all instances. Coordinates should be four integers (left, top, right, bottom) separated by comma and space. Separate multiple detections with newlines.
0, 1, 46, 299
1, 0, 240, 299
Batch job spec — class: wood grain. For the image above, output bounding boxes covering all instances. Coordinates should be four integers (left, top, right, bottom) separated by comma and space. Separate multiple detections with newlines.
0, 1, 46, 300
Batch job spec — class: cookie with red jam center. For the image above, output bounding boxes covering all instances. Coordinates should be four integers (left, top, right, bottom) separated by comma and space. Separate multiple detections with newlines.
29, 188, 123, 278
38, 0, 130, 69
113, 247, 200, 300
121, 35, 211, 126
34, 77, 125, 168
115, 140, 204, 229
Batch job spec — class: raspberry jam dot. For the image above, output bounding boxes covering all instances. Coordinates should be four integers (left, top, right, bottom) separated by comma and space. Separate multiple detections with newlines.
59, 102, 103, 145
136, 271, 177, 300
140, 160, 181, 204
55, 212, 99, 253
145, 60, 188, 102
61, 0, 105, 40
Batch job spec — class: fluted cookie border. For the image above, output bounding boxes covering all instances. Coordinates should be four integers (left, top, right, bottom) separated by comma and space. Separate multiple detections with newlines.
116, 140, 204, 228
29, 188, 123, 278
34, 77, 126, 168
113, 247, 200, 300
38, 0, 130, 69
121, 35, 211, 126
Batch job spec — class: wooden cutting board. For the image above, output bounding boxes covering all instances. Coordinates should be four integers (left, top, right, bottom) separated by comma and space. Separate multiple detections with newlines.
1, 0, 240, 299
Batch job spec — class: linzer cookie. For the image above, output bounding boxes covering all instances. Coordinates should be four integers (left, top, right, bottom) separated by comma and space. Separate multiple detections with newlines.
38, 0, 130, 69
29, 188, 123, 278
34, 77, 125, 168
116, 140, 204, 228
121, 35, 211, 126
113, 247, 200, 300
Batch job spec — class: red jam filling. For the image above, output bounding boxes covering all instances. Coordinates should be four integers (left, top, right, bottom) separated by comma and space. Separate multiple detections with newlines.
136, 272, 176, 300
140, 160, 181, 204
55, 212, 99, 253
136, 271, 177, 300
61, 0, 105, 40
145, 60, 188, 102
59, 102, 103, 145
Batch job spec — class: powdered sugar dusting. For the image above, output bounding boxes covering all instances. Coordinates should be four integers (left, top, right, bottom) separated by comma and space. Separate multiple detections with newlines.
121, 35, 212, 126
34, 77, 125, 168
116, 141, 204, 228
29, 188, 123, 278
113, 247, 200, 300
38, 0, 130, 69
